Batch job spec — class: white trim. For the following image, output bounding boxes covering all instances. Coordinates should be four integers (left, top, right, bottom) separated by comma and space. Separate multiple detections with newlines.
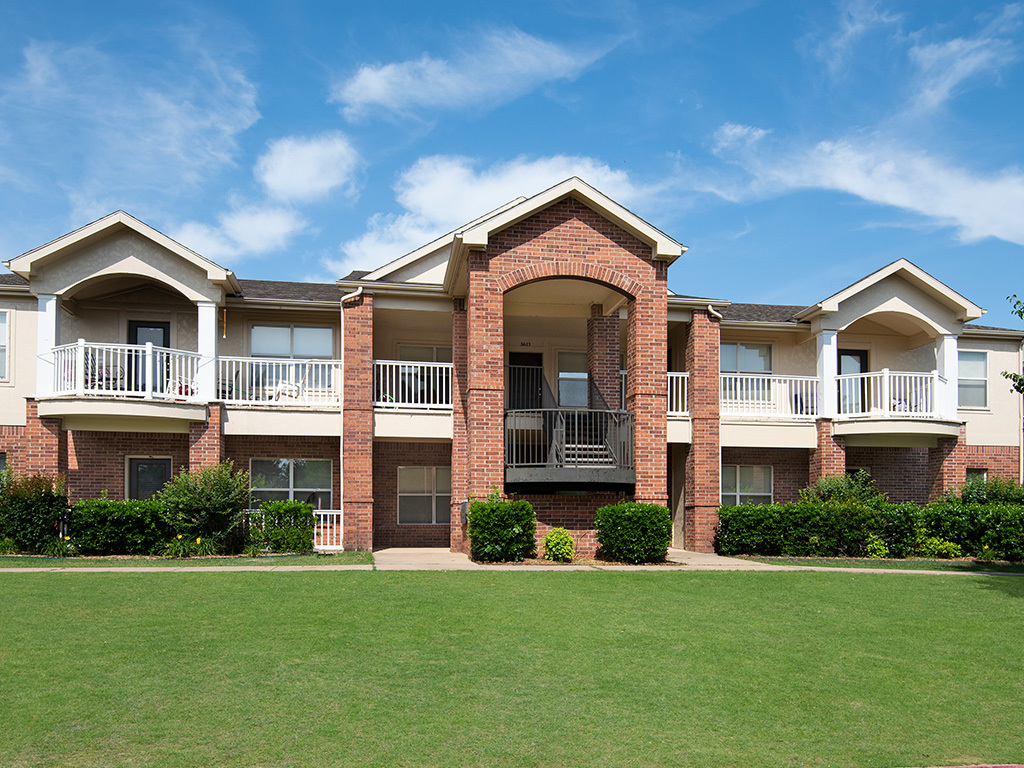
397, 465, 451, 525
720, 464, 774, 506
957, 350, 988, 410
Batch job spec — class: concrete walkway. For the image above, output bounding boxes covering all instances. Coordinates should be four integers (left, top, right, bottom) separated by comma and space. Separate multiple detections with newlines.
2, 548, 1021, 574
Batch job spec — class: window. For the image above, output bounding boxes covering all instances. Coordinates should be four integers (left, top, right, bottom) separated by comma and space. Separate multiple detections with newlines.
720, 342, 772, 373
398, 466, 451, 524
251, 325, 333, 359
958, 351, 987, 408
0, 452, 7, 474
558, 351, 588, 407
966, 468, 988, 482
250, 459, 332, 509
0, 310, 7, 380
398, 344, 452, 363
127, 458, 172, 500
721, 465, 773, 506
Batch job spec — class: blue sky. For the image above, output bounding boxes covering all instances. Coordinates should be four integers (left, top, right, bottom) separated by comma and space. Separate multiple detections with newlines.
1, 0, 1023, 327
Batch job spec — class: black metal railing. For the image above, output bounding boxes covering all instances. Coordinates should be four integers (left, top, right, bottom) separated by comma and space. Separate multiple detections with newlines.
504, 408, 634, 470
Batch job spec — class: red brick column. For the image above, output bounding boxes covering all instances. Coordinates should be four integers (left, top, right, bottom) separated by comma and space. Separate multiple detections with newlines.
587, 303, 620, 410
809, 419, 845, 484
21, 399, 67, 477
449, 297, 470, 553
188, 404, 224, 468
465, 250, 506, 503
927, 425, 966, 501
683, 309, 720, 552
626, 285, 668, 506
342, 292, 374, 551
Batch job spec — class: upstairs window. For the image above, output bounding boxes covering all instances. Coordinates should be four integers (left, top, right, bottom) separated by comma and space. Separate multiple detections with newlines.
398, 344, 452, 363
720, 342, 772, 373
251, 325, 333, 359
958, 351, 987, 408
557, 351, 588, 408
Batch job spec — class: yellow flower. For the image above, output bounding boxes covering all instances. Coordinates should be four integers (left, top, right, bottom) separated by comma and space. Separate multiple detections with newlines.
177, 534, 183, 540
64, 536, 70, 541
196, 537, 201, 545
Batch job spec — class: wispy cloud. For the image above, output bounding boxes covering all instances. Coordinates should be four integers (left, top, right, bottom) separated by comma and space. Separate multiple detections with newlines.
256, 132, 362, 203
0, 35, 259, 221
812, 0, 901, 76
332, 28, 608, 120
326, 154, 650, 277
908, 4, 1021, 111
710, 129, 1024, 246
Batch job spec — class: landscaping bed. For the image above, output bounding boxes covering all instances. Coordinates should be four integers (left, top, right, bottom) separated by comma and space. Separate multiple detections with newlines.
0, 552, 373, 568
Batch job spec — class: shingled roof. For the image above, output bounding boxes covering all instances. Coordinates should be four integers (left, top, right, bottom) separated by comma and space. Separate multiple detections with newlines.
233, 279, 344, 303
719, 303, 809, 323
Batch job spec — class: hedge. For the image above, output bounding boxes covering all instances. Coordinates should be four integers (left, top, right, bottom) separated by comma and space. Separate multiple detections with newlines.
467, 492, 536, 562
248, 501, 316, 553
595, 502, 672, 563
0, 473, 69, 554
67, 498, 168, 555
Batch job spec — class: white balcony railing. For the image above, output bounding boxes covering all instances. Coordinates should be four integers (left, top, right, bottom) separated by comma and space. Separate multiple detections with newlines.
837, 369, 940, 418
668, 372, 689, 416
217, 357, 342, 407
314, 510, 344, 550
52, 340, 203, 401
374, 360, 453, 410
720, 373, 819, 418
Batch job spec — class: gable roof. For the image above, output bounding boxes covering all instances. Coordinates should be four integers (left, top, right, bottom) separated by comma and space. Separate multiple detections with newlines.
795, 259, 984, 323
4, 211, 241, 294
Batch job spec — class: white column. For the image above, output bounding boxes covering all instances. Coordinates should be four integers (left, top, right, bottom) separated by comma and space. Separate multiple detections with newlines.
936, 334, 959, 420
36, 294, 61, 398
197, 302, 218, 401
816, 329, 838, 419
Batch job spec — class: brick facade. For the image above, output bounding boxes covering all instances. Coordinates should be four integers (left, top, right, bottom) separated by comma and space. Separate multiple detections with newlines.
372, 441, 452, 548
844, 446, 931, 503
188, 404, 224, 468
529, 493, 625, 557
587, 303, 620, 410
342, 291, 374, 551
66, 431, 189, 501
683, 309, 721, 552
810, 420, 846, 483
963, 444, 1021, 481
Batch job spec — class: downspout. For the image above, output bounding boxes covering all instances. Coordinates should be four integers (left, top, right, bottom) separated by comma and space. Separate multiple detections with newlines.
707, 304, 723, 321
338, 286, 364, 542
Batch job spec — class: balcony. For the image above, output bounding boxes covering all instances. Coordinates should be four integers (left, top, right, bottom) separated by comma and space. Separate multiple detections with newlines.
505, 408, 635, 490
373, 360, 454, 410
52, 341, 204, 402
837, 369, 941, 419
720, 374, 819, 419
218, 357, 342, 408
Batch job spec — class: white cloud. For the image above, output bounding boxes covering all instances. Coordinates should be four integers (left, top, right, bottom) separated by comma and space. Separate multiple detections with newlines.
908, 5, 1020, 111
813, 0, 901, 75
256, 132, 361, 203
327, 155, 649, 277
0, 35, 258, 213
712, 130, 1024, 246
332, 28, 606, 120
174, 205, 307, 262
712, 123, 770, 154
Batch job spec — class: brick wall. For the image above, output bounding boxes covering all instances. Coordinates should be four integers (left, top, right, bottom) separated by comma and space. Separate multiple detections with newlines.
963, 444, 1021, 481
188, 404, 224, 467
66, 431, 189, 501
529, 493, 625, 557
810, 420, 846, 483
17, 400, 67, 476
373, 441, 452, 548
927, 427, 966, 502
683, 309, 721, 552
342, 292, 374, 551
587, 303, 620, 410
0, 423, 27, 474
450, 297, 470, 553
721, 447, 810, 504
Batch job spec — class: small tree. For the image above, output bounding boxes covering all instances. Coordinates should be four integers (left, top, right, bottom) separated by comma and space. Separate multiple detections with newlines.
1003, 294, 1024, 393
157, 461, 251, 548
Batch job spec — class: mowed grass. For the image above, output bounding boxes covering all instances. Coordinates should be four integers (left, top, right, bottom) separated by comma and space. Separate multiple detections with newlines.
0, 552, 373, 568
746, 556, 1024, 574
2, 572, 1023, 768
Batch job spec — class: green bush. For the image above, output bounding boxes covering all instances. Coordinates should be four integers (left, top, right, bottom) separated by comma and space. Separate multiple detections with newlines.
162, 534, 217, 559
248, 501, 315, 553
157, 461, 251, 550
957, 476, 1024, 505
864, 536, 889, 559
67, 497, 168, 555
912, 532, 962, 559
0, 536, 15, 555
467, 491, 536, 562
0, 473, 69, 554
542, 527, 575, 563
800, 470, 888, 507
594, 502, 671, 564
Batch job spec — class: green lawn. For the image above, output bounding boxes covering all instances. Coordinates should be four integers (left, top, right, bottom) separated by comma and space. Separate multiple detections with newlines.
0, 552, 373, 568
747, 556, 1024, 574
2, 571, 1023, 767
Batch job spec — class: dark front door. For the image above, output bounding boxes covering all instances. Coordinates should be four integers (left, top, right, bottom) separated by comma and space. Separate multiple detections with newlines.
838, 349, 869, 414
128, 321, 171, 392
508, 352, 543, 409
128, 458, 172, 499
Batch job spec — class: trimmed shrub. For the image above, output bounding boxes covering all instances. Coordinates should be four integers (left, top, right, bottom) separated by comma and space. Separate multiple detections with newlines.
800, 469, 888, 507
542, 527, 575, 563
595, 502, 671, 564
957, 476, 1024, 505
157, 461, 251, 549
0, 473, 68, 554
67, 497, 168, 555
248, 501, 316, 553
467, 491, 536, 562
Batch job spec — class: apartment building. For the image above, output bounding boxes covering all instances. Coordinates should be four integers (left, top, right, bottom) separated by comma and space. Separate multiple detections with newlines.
0, 178, 1020, 553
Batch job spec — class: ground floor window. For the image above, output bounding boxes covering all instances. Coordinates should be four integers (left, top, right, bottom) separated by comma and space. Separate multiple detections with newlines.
721, 465, 773, 506
398, 466, 451, 524
966, 468, 988, 482
127, 457, 172, 500
0, 451, 8, 474
250, 459, 332, 508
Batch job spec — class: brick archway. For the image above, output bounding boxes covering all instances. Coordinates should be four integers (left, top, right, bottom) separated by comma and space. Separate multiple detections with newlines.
497, 261, 642, 299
